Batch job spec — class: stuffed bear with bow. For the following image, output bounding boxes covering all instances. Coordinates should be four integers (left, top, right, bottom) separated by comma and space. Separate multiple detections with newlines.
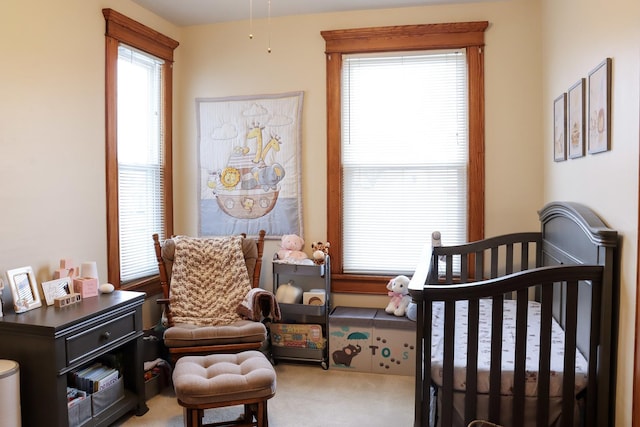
385, 275, 412, 317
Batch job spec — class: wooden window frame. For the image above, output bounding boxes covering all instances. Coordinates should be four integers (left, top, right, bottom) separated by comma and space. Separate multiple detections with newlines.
321, 22, 488, 294
103, 8, 178, 295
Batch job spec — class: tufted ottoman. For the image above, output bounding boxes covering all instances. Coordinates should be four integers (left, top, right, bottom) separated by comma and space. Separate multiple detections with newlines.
172, 351, 276, 427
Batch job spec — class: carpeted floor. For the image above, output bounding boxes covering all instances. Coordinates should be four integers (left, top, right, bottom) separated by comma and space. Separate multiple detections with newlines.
114, 362, 414, 427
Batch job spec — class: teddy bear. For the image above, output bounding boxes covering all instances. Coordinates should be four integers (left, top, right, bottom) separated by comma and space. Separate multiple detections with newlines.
385, 275, 412, 317
311, 241, 330, 265
277, 234, 310, 262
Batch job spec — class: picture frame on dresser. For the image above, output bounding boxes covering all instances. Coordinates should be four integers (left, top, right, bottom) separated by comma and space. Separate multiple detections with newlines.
6, 266, 42, 313
41, 277, 72, 306
553, 93, 567, 162
588, 58, 612, 154
568, 78, 585, 159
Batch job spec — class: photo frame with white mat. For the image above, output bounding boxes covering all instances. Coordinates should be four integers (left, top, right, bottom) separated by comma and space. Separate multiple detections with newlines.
6, 266, 42, 313
41, 277, 73, 306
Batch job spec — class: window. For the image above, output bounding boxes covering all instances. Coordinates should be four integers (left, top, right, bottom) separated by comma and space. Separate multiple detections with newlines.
321, 22, 488, 293
103, 9, 179, 293
342, 50, 468, 275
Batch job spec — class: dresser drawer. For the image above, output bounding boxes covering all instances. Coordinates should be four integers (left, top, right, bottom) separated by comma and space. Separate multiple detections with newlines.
66, 311, 137, 365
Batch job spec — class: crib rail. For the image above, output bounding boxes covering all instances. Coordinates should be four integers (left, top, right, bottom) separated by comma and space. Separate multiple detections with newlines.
430, 232, 543, 283
418, 264, 604, 427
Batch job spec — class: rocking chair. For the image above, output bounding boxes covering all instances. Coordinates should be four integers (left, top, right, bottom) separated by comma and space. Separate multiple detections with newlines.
153, 230, 270, 362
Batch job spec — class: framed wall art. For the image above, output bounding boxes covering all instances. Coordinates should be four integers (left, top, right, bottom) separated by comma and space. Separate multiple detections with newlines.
553, 93, 567, 162
197, 92, 304, 238
6, 266, 42, 313
567, 78, 585, 159
588, 58, 612, 154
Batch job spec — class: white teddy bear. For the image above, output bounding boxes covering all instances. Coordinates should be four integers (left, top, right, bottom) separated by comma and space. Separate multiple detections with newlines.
385, 275, 412, 317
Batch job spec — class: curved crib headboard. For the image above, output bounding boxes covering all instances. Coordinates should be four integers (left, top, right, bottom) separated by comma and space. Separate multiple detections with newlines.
539, 201, 618, 426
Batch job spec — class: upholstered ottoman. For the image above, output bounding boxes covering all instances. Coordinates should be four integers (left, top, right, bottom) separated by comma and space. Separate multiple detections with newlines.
172, 351, 276, 427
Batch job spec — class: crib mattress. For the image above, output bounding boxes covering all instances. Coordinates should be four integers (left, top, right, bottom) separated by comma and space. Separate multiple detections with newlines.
430, 299, 589, 397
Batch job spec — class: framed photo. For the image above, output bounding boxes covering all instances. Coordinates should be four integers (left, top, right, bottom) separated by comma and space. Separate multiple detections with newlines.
568, 78, 585, 159
588, 58, 612, 154
41, 277, 72, 306
553, 93, 567, 162
6, 266, 42, 313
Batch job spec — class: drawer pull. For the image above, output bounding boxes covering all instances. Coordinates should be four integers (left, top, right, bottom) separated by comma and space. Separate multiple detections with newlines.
101, 331, 111, 340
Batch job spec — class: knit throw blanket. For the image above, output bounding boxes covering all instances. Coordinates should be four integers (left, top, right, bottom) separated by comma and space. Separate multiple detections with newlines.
170, 235, 252, 326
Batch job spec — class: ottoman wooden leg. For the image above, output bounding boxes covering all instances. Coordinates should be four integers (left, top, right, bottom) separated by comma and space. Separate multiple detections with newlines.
256, 400, 268, 427
184, 407, 203, 427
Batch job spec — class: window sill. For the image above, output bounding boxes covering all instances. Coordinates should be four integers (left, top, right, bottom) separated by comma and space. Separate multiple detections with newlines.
120, 275, 162, 297
331, 274, 390, 294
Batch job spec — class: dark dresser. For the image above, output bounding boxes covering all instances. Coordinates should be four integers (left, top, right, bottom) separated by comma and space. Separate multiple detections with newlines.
0, 290, 148, 426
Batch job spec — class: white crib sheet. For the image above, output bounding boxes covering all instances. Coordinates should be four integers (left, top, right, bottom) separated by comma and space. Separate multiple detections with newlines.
430, 299, 589, 397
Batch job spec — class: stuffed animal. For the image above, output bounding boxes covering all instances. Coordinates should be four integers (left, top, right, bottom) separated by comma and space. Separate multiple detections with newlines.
277, 234, 309, 262
311, 241, 330, 265
385, 275, 412, 317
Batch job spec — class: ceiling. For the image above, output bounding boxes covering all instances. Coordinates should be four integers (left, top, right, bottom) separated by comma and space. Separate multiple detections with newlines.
131, 0, 491, 27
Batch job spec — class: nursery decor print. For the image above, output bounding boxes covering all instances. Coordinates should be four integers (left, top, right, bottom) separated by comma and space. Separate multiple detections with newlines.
197, 92, 303, 237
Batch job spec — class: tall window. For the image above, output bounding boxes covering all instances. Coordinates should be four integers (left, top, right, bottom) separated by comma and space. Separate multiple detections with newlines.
342, 50, 468, 274
322, 22, 488, 293
104, 9, 179, 292
117, 46, 165, 283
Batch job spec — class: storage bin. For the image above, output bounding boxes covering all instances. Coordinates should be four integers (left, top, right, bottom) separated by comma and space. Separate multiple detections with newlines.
145, 372, 161, 400
371, 309, 416, 375
328, 307, 376, 372
270, 323, 325, 349
67, 392, 91, 427
91, 376, 124, 416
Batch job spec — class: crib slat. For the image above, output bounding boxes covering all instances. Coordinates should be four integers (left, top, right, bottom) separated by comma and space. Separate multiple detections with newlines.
441, 300, 456, 427
506, 243, 514, 275
537, 282, 553, 427
465, 299, 480, 424
512, 289, 529, 426
488, 295, 504, 423
585, 275, 602, 427
461, 253, 468, 283
490, 247, 499, 278
521, 241, 530, 270
562, 280, 578, 427
475, 251, 484, 281
421, 300, 433, 427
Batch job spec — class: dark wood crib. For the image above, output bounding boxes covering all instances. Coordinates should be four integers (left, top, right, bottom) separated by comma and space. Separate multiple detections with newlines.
408, 202, 618, 427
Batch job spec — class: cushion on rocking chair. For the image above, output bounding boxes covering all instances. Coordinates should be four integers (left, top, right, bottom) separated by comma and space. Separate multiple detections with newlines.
164, 320, 267, 348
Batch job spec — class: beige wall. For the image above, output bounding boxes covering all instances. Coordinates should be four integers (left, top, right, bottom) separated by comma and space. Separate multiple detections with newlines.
541, 0, 640, 424
175, 0, 544, 306
0, 0, 181, 295
2, 0, 637, 423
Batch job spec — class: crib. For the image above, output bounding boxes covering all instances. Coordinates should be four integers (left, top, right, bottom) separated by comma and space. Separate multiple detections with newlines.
408, 202, 618, 427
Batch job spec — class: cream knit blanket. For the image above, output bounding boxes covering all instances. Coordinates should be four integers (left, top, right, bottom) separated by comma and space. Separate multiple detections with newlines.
170, 235, 252, 326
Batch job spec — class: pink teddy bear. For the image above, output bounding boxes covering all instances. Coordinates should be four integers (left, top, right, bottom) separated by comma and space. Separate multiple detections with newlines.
276, 234, 309, 262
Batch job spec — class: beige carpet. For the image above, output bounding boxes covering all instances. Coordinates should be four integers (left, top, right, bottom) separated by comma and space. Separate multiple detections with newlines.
115, 363, 414, 427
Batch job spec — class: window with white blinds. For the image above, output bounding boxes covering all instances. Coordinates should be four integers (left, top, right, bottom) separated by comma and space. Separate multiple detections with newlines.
117, 45, 165, 283
341, 49, 468, 275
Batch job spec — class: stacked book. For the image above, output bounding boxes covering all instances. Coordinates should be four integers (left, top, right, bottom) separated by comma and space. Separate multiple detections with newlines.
71, 363, 120, 394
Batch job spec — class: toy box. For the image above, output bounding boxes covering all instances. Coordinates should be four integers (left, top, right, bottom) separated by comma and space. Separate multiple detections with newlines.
371, 309, 416, 375
328, 307, 416, 375
328, 307, 376, 372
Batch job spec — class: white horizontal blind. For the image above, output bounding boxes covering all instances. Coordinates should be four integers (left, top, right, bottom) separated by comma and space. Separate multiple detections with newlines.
117, 45, 165, 283
342, 49, 468, 275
